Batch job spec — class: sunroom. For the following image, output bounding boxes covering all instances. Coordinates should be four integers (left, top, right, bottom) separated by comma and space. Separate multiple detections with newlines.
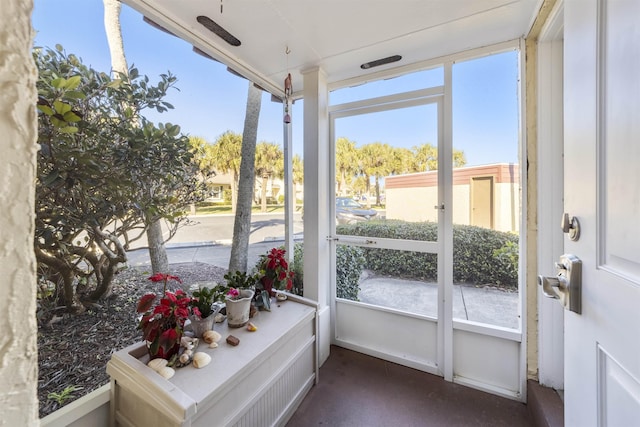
4, 0, 640, 425
123, 0, 532, 410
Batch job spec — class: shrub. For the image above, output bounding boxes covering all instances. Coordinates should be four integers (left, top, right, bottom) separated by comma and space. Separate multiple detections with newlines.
336, 221, 519, 289
289, 243, 365, 300
335, 245, 365, 300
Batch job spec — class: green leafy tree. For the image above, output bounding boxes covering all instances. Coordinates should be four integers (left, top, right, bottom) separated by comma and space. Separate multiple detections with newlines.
255, 141, 284, 212
211, 131, 242, 212
35, 46, 204, 312
336, 137, 358, 196
358, 142, 393, 206
412, 143, 467, 171
292, 154, 304, 209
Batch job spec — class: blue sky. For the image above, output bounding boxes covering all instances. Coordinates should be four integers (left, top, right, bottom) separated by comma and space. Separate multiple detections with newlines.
32, 0, 519, 166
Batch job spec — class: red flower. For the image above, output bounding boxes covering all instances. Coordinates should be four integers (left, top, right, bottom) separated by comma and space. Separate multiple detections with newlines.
148, 273, 182, 284
136, 273, 196, 360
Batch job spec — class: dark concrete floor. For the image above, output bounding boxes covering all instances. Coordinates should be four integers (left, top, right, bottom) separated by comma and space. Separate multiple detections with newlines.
287, 346, 532, 427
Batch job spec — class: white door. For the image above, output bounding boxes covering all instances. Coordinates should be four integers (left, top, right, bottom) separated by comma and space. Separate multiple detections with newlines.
564, 0, 640, 425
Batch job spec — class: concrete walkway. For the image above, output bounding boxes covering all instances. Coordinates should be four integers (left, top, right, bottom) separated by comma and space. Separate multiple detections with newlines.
127, 242, 520, 330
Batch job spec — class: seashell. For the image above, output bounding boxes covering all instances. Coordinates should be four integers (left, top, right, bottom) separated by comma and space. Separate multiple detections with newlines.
203, 330, 222, 344
192, 352, 211, 368
215, 313, 225, 323
184, 348, 193, 357
148, 358, 168, 372
208, 342, 218, 349
247, 322, 257, 332
179, 353, 191, 364
158, 366, 175, 379
276, 293, 287, 302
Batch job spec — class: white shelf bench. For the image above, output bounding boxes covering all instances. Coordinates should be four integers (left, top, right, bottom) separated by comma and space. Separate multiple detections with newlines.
107, 295, 318, 427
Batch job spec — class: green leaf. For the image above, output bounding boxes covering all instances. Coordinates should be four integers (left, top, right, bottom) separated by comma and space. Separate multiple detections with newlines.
63, 111, 81, 122
42, 170, 59, 186
59, 126, 78, 134
64, 91, 86, 100
51, 78, 65, 89
52, 100, 72, 115
65, 75, 82, 90
37, 104, 54, 116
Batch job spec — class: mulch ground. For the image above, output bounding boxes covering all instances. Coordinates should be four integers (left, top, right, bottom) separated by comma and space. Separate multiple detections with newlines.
37, 262, 227, 419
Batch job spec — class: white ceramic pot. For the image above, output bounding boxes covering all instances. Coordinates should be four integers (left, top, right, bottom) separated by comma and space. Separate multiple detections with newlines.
225, 289, 254, 328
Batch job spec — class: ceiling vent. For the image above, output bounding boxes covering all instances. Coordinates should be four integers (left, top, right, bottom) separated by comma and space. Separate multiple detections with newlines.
360, 55, 402, 70
196, 15, 241, 47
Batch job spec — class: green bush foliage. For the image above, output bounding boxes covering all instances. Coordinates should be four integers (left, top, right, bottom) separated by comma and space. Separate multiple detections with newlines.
289, 243, 365, 300
34, 46, 205, 312
337, 221, 519, 289
335, 245, 366, 300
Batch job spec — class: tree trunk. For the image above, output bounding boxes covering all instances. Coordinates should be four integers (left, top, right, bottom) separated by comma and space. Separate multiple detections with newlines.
229, 83, 261, 273
147, 220, 169, 274
103, 0, 128, 76
230, 169, 238, 214
261, 174, 268, 212
104, 0, 170, 272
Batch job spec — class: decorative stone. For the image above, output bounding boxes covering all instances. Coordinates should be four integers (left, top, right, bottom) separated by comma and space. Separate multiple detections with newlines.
226, 335, 240, 346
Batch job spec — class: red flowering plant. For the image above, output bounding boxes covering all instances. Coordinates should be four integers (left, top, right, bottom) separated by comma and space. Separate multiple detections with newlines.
136, 273, 194, 360
254, 247, 294, 311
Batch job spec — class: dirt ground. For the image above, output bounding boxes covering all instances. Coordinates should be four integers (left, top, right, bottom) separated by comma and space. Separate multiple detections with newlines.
37, 262, 227, 419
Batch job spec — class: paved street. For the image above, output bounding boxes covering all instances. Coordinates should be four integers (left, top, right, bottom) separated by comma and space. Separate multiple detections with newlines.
127, 212, 304, 249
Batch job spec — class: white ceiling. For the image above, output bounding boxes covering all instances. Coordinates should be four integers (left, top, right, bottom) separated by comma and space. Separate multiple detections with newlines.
122, 0, 542, 98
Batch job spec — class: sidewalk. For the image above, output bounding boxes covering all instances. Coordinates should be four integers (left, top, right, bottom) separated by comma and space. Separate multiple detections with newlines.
127, 242, 520, 330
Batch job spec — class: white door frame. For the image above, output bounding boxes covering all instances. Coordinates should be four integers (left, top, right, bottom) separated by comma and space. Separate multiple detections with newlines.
537, 0, 565, 390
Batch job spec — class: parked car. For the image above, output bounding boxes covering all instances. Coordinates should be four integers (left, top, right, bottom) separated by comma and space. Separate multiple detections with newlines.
336, 197, 377, 224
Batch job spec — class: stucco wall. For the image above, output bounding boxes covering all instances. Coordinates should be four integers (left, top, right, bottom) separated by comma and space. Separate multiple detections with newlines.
386, 182, 518, 232
0, 0, 40, 424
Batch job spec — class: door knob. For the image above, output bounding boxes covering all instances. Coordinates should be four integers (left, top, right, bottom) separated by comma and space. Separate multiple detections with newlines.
561, 213, 580, 241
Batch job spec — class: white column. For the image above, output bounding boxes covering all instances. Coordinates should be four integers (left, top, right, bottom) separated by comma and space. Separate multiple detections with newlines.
301, 67, 331, 365
0, 0, 39, 424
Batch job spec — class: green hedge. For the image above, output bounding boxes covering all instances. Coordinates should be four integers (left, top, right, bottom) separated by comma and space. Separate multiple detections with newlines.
290, 242, 365, 300
336, 221, 519, 289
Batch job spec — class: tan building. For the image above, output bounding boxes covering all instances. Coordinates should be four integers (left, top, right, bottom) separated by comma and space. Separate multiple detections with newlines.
386, 163, 519, 232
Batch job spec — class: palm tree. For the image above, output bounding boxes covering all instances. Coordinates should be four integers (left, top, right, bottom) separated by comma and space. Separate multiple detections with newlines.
229, 82, 262, 273
211, 131, 242, 212
255, 142, 284, 212
292, 154, 303, 210
358, 142, 393, 206
412, 143, 467, 171
336, 137, 358, 196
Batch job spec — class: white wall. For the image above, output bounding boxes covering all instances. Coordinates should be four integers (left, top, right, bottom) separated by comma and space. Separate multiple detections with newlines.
0, 0, 40, 424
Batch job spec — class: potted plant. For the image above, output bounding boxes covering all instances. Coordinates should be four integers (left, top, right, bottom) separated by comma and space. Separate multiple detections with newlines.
188, 285, 223, 338
254, 247, 295, 311
136, 273, 194, 361
223, 271, 256, 328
